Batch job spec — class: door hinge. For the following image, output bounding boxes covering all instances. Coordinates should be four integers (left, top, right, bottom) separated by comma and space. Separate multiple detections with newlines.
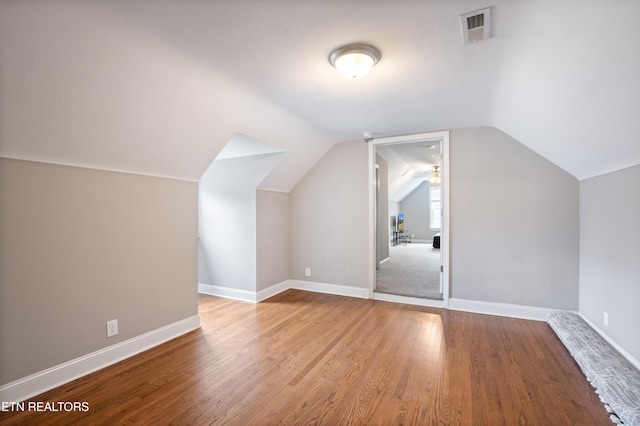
440, 265, 443, 273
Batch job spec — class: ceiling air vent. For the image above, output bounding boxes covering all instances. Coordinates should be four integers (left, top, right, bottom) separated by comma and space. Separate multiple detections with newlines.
460, 8, 491, 44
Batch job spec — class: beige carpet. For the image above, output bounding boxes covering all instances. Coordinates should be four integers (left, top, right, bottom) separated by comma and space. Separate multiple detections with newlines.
375, 243, 443, 300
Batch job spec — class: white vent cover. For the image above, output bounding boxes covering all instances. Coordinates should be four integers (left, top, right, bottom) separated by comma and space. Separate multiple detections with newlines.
460, 8, 491, 44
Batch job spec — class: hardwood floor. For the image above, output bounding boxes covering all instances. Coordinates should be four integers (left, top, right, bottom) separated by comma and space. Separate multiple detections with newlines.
1, 290, 611, 425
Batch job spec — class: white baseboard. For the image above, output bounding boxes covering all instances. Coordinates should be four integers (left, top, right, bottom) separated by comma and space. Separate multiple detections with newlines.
198, 283, 258, 302
0, 315, 201, 403
256, 280, 290, 302
290, 279, 369, 299
200, 280, 368, 301
199, 280, 369, 302
373, 292, 445, 308
198, 281, 290, 303
448, 298, 553, 321
579, 313, 640, 371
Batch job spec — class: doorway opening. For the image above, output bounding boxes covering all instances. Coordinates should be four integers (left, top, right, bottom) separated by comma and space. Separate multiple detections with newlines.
368, 131, 450, 308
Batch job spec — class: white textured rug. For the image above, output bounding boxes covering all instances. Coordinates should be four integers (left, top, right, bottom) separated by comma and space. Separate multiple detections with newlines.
375, 243, 442, 300
547, 311, 640, 426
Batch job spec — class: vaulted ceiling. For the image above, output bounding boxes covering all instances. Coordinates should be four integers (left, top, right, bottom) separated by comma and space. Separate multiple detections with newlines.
377, 141, 442, 202
1, 0, 639, 190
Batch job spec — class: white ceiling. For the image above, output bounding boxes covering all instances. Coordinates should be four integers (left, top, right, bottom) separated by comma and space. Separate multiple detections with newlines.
376, 141, 442, 202
1, 0, 639, 188
387, 142, 442, 174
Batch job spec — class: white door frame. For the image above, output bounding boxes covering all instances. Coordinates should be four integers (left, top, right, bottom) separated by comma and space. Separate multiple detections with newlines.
367, 131, 450, 308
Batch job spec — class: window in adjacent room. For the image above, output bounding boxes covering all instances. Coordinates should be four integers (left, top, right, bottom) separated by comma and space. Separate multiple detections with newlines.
429, 186, 441, 230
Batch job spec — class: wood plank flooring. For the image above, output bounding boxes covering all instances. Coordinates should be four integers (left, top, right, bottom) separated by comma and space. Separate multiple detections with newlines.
0, 290, 611, 425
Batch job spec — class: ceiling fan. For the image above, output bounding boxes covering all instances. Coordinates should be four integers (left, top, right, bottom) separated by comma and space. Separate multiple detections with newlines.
410, 166, 441, 185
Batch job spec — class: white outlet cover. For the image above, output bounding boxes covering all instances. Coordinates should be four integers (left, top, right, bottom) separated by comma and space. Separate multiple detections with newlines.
107, 319, 118, 337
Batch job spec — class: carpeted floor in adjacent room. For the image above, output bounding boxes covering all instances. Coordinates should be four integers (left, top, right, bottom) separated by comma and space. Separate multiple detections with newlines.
376, 242, 443, 300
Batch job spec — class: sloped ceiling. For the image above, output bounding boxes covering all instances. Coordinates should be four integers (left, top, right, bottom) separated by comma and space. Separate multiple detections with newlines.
377, 142, 441, 202
1, 0, 639, 188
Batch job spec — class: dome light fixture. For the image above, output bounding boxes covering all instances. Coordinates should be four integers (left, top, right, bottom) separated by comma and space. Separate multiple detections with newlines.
329, 44, 380, 79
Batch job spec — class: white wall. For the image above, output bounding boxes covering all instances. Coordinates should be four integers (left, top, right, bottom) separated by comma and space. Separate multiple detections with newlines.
449, 127, 580, 309
198, 152, 285, 292
389, 201, 400, 235
579, 164, 640, 362
290, 141, 369, 287
0, 158, 198, 385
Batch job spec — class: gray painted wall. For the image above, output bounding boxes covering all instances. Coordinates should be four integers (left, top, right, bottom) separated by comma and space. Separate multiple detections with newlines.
290, 141, 369, 287
399, 181, 439, 241
376, 154, 390, 263
257, 190, 290, 291
579, 164, 640, 362
0, 158, 198, 385
290, 126, 579, 310
449, 127, 580, 309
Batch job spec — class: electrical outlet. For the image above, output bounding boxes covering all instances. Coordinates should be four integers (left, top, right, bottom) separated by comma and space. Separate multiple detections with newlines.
305, 267, 311, 277
603, 312, 609, 327
107, 319, 118, 337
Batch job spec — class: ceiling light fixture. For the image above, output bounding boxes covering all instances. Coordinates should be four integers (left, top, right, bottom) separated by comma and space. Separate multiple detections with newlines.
329, 44, 380, 79
429, 166, 441, 185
